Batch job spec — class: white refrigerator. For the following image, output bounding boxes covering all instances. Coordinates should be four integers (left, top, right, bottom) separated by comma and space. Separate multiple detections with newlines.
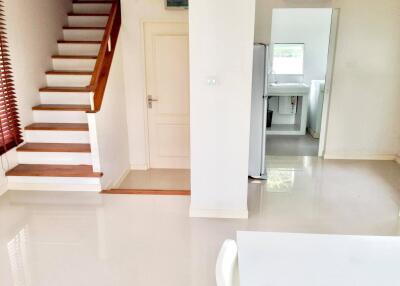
248, 43, 268, 179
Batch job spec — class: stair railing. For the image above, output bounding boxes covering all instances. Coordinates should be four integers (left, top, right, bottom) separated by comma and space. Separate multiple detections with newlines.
87, 0, 121, 113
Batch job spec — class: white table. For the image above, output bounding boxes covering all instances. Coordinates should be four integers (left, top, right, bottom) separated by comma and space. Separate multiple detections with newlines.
237, 231, 400, 286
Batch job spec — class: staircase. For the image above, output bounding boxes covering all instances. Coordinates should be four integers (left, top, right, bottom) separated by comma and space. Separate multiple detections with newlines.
6, 1, 116, 192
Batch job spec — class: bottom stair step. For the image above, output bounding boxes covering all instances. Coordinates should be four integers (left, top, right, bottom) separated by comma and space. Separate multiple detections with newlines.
6, 164, 102, 178
6, 164, 102, 192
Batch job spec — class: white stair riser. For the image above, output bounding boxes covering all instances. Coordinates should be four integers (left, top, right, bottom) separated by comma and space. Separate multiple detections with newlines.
52, 58, 96, 71
46, 74, 92, 87
68, 16, 108, 28
73, 3, 112, 14
33, 110, 88, 123
17, 152, 92, 165
40, 92, 91, 105
58, 43, 100, 56
7, 177, 101, 192
63, 29, 104, 41
25, 130, 90, 144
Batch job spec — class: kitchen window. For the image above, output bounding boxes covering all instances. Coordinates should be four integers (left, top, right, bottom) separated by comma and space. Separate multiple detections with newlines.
272, 43, 305, 75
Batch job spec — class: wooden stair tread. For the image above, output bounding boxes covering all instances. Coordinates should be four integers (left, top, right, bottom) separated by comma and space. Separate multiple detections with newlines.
45, 70, 93, 75
39, 86, 90, 92
63, 26, 105, 30
73, 1, 114, 3
58, 40, 101, 44
68, 13, 110, 16
52, 55, 97, 59
25, 123, 89, 131
32, 104, 91, 111
17, 143, 91, 153
6, 164, 102, 178
102, 189, 191, 196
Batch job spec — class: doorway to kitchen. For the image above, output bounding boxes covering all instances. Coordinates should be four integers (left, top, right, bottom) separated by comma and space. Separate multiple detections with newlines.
266, 8, 337, 157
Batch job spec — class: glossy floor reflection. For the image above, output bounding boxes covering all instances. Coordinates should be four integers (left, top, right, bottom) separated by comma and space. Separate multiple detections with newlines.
266, 134, 319, 156
1, 157, 400, 286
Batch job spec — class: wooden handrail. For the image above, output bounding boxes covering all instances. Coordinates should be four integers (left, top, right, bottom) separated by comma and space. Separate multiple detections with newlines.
88, 0, 121, 113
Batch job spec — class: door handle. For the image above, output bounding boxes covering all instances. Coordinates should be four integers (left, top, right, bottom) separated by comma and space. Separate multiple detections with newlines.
147, 95, 159, 108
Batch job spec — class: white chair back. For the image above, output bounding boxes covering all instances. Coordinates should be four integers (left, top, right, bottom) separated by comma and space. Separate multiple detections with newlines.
216, 239, 240, 286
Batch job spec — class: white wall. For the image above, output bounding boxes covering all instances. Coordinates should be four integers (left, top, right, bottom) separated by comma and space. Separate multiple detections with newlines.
256, 0, 400, 159
269, 8, 331, 126
189, 0, 256, 218
270, 9, 332, 85
89, 41, 130, 189
0, 0, 71, 196
323, 0, 400, 159
255, 0, 332, 44
120, 0, 188, 169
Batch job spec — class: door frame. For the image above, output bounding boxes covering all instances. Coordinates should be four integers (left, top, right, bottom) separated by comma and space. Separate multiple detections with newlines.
141, 20, 190, 169
318, 8, 340, 157
266, 8, 339, 158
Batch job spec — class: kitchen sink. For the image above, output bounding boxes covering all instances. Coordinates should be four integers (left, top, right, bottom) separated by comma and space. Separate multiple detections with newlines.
268, 83, 310, 95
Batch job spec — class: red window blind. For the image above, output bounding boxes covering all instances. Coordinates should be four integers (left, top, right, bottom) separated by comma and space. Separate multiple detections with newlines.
0, 1, 23, 156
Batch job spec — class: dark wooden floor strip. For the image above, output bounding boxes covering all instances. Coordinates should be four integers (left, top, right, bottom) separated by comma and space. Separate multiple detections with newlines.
102, 189, 191, 196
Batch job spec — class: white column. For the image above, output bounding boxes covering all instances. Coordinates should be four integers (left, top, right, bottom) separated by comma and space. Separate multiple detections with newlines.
188, 0, 256, 219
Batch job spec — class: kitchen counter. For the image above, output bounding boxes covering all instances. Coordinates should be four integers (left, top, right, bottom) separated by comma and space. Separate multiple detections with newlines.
266, 83, 310, 135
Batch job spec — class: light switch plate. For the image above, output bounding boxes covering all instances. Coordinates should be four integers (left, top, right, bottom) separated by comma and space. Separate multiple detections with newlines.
206, 76, 218, 86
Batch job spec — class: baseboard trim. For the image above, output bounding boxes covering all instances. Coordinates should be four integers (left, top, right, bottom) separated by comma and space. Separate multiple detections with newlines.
189, 207, 248, 219
111, 168, 130, 189
130, 164, 149, 170
0, 183, 8, 197
324, 154, 396, 161
307, 127, 320, 139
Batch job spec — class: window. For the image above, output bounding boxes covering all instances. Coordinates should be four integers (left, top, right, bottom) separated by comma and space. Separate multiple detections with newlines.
272, 43, 305, 75
0, 1, 23, 155
165, 0, 188, 9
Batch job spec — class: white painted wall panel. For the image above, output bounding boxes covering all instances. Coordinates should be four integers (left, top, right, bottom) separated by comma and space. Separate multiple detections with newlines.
189, 0, 256, 218
89, 41, 130, 189
1, 0, 71, 196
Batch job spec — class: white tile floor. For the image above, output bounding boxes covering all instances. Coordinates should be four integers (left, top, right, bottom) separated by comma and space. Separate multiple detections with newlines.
266, 134, 319, 156
1, 157, 400, 286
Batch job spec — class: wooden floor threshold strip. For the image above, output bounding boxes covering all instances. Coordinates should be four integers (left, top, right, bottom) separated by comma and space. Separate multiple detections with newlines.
102, 189, 191, 196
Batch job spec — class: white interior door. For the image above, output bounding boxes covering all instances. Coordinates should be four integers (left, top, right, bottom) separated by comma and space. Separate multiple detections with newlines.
144, 22, 190, 169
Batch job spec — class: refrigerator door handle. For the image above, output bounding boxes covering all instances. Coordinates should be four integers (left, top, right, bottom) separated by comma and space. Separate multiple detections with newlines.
260, 96, 268, 176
